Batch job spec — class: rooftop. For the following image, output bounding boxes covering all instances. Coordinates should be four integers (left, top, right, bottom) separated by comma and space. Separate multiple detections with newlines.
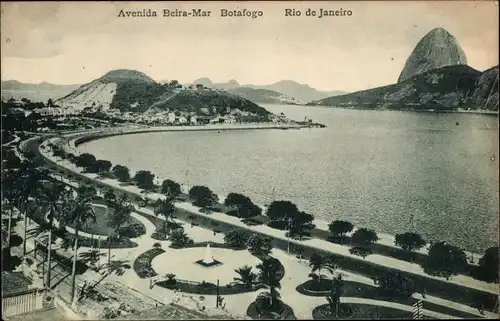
1, 271, 33, 297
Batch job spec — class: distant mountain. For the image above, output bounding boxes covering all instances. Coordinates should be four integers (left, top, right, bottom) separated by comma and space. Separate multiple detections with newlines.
1, 80, 81, 102
227, 87, 302, 105
192, 78, 240, 90
55, 69, 271, 118
190, 78, 346, 103
244, 80, 347, 103
309, 27, 498, 112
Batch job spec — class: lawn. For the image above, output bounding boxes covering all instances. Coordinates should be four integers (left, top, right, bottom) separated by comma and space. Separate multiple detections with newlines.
66, 205, 146, 237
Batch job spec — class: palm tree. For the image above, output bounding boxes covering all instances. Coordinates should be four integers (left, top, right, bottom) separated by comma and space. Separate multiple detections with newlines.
107, 194, 133, 239
59, 186, 96, 304
256, 258, 282, 309
36, 181, 70, 288
234, 265, 257, 289
309, 252, 335, 285
327, 274, 344, 317
154, 198, 175, 222
168, 228, 191, 247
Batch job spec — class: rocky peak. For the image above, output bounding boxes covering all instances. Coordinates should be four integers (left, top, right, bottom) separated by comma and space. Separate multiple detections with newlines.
398, 28, 467, 83
98, 69, 155, 84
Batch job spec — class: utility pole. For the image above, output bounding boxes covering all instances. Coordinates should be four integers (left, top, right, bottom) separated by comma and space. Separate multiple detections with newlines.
216, 279, 220, 308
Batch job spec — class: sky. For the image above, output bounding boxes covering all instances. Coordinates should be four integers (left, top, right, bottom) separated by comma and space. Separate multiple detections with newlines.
1, 1, 498, 92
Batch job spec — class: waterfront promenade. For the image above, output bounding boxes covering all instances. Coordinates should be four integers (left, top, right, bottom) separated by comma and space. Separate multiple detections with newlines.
34, 130, 498, 296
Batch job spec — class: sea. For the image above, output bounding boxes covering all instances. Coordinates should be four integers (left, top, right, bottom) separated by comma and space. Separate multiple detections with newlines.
78, 104, 499, 252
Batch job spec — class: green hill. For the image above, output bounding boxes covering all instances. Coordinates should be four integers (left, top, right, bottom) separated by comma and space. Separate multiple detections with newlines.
309, 65, 498, 111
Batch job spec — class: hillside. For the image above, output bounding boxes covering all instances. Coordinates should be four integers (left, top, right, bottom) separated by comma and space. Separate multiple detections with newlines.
1, 80, 80, 102
154, 89, 271, 116
55, 69, 272, 118
309, 27, 498, 112
227, 87, 302, 105
309, 65, 494, 110
466, 66, 499, 111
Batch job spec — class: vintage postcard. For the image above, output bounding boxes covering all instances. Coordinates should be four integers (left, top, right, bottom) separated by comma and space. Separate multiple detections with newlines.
1, 1, 498, 320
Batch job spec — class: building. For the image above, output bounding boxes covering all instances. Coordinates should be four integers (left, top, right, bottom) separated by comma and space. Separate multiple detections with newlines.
1, 271, 45, 317
167, 112, 176, 123
33, 107, 78, 117
178, 116, 188, 124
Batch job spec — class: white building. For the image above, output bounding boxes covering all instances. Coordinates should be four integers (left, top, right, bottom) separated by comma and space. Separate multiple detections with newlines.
167, 112, 176, 123
33, 107, 78, 116
178, 116, 188, 124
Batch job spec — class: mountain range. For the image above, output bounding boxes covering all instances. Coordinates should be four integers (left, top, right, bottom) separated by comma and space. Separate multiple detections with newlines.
190, 78, 347, 103
1, 80, 80, 103
310, 28, 499, 111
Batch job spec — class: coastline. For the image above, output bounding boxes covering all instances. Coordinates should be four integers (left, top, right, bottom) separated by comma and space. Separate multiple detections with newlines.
67, 127, 486, 260
306, 105, 500, 116
34, 135, 499, 296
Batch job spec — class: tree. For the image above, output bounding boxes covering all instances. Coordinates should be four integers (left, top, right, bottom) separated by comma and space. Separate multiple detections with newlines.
154, 198, 175, 222
75, 153, 96, 168
224, 229, 248, 248
424, 241, 468, 279
47, 98, 54, 107
233, 265, 257, 289
309, 252, 335, 284
104, 189, 117, 208
328, 220, 354, 244
36, 181, 71, 288
106, 195, 133, 239
256, 257, 282, 309
160, 179, 181, 198
96, 160, 112, 173
266, 200, 298, 222
133, 170, 155, 190
349, 246, 372, 259
378, 271, 415, 298
288, 211, 315, 239
239, 202, 262, 219
395, 232, 426, 260
111, 165, 130, 182
195, 84, 204, 89
247, 234, 273, 256
225, 193, 252, 207
169, 80, 179, 87
351, 228, 379, 246
327, 274, 344, 317
168, 228, 192, 247
59, 187, 96, 304
188, 185, 218, 208
473, 246, 499, 283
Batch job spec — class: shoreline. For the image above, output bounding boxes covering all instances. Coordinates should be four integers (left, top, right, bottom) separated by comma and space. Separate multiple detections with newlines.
305, 105, 500, 116
33, 136, 499, 296
68, 127, 487, 259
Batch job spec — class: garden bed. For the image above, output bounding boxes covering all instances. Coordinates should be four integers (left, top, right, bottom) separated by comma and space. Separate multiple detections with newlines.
66, 205, 146, 238
133, 248, 166, 278
299, 280, 481, 319
246, 300, 296, 320
155, 279, 266, 295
